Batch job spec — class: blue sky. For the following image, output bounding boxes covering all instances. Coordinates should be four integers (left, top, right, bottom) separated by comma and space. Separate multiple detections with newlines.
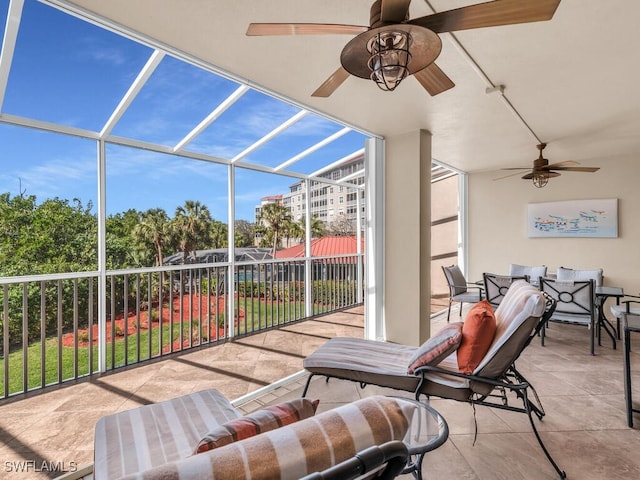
0, 0, 368, 221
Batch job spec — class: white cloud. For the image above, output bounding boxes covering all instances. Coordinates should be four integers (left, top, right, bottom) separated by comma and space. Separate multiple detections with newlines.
0, 156, 96, 200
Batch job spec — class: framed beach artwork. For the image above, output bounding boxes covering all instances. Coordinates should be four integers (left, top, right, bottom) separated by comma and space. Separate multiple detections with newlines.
527, 198, 618, 238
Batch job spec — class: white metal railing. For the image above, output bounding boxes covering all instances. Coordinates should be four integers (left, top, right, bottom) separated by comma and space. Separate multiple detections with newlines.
0, 254, 363, 399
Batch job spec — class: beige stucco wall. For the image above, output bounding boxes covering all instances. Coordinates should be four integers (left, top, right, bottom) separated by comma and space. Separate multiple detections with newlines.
467, 155, 640, 295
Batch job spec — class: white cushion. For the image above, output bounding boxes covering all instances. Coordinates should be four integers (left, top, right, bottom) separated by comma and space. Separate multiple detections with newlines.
611, 304, 640, 318
509, 264, 547, 283
550, 312, 592, 325
556, 267, 603, 287
94, 389, 242, 480
475, 280, 544, 373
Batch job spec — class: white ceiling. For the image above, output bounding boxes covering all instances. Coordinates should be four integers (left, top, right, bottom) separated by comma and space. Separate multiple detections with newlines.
62, 0, 640, 174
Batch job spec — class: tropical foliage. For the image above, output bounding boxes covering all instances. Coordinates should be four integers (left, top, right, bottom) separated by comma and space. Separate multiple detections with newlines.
0, 193, 255, 346
256, 202, 292, 255
0, 192, 329, 348
256, 202, 326, 252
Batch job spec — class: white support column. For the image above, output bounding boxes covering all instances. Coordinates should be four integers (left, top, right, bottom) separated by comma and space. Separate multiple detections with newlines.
364, 137, 385, 341
97, 139, 107, 372
304, 179, 313, 318
384, 130, 432, 346
227, 164, 236, 337
356, 185, 363, 304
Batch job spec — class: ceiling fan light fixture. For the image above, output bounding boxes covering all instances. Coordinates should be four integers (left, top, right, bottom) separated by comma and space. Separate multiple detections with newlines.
532, 172, 549, 188
367, 30, 412, 91
340, 24, 441, 91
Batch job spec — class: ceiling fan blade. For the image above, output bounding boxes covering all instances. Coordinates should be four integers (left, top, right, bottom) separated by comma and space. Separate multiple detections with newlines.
500, 167, 531, 171
413, 63, 455, 96
312, 66, 351, 97
522, 171, 561, 180
545, 160, 578, 169
380, 0, 412, 23
409, 0, 561, 34
246, 23, 368, 36
549, 166, 600, 173
494, 170, 532, 181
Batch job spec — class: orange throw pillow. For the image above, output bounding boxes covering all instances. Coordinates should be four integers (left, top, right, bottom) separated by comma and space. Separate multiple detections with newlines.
457, 300, 497, 374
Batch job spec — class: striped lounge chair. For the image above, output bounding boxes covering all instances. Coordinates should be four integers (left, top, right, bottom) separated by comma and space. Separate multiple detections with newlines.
302, 280, 566, 480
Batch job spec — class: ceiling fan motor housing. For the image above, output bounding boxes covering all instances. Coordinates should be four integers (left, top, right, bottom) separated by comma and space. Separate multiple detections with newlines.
369, 0, 410, 28
533, 156, 549, 169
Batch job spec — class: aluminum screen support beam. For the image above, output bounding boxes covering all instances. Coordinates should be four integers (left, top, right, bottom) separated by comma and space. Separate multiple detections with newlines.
364, 137, 385, 341
274, 126, 351, 172
0, 0, 24, 112
304, 178, 313, 318
231, 109, 309, 163
227, 164, 236, 338
310, 148, 365, 178
97, 139, 107, 372
356, 185, 363, 304
101, 50, 165, 137
174, 84, 249, 151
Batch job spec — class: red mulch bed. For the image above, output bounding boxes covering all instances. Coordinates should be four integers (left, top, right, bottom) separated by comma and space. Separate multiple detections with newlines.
61, 294, 242, 351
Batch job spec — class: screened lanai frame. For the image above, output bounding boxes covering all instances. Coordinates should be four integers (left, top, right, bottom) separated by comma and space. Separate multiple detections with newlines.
0, 0, 375, 371
0, 0, 464, 381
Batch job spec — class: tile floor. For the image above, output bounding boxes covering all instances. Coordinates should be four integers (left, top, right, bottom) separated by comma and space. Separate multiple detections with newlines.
1, 304, 640, 480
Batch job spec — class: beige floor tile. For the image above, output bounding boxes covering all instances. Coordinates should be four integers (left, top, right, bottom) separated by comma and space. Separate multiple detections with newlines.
4, 305, 640, 480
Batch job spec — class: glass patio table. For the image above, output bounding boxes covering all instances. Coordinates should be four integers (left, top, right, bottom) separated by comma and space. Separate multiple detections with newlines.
395, 397, 449, 480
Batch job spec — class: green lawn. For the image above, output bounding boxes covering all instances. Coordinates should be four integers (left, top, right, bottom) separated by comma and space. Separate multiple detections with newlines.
0, 295, 355, 397
0, 322, 188, 395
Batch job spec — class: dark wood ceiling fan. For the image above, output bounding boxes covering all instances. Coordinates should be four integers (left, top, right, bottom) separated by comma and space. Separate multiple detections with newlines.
246, 0, 562, 97
494, 143, 600, 188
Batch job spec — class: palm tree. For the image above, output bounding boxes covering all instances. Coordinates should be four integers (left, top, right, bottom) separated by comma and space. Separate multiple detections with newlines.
210, 220, 228, 248
173, 200, 212, 263
297, 215, 325, 242
284, 219, 303, 247
257, 202, 291, 255
132, 208, 171, 266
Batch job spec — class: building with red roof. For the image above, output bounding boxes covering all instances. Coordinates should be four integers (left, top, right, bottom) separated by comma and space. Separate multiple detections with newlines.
275, 236, 364, 260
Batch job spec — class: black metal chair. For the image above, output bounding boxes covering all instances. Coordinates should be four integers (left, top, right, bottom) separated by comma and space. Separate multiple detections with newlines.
610, 294, 640, 339
539, 277, 597, 354
482, 272, 529, 309
442, 265, 483, 322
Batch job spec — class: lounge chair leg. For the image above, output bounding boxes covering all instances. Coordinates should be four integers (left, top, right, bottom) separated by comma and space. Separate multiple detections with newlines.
522, 388, 566, 479
302, 374, 315, 397
512, 367, 545, 420
447, 300, 452, 323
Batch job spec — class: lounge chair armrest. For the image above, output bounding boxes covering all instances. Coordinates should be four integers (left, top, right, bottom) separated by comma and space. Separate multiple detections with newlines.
301, 441, 409, 480
412, 364, 528, 392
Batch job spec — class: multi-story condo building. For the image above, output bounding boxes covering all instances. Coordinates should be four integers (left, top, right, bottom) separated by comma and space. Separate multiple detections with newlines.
255, 155, 365, 237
